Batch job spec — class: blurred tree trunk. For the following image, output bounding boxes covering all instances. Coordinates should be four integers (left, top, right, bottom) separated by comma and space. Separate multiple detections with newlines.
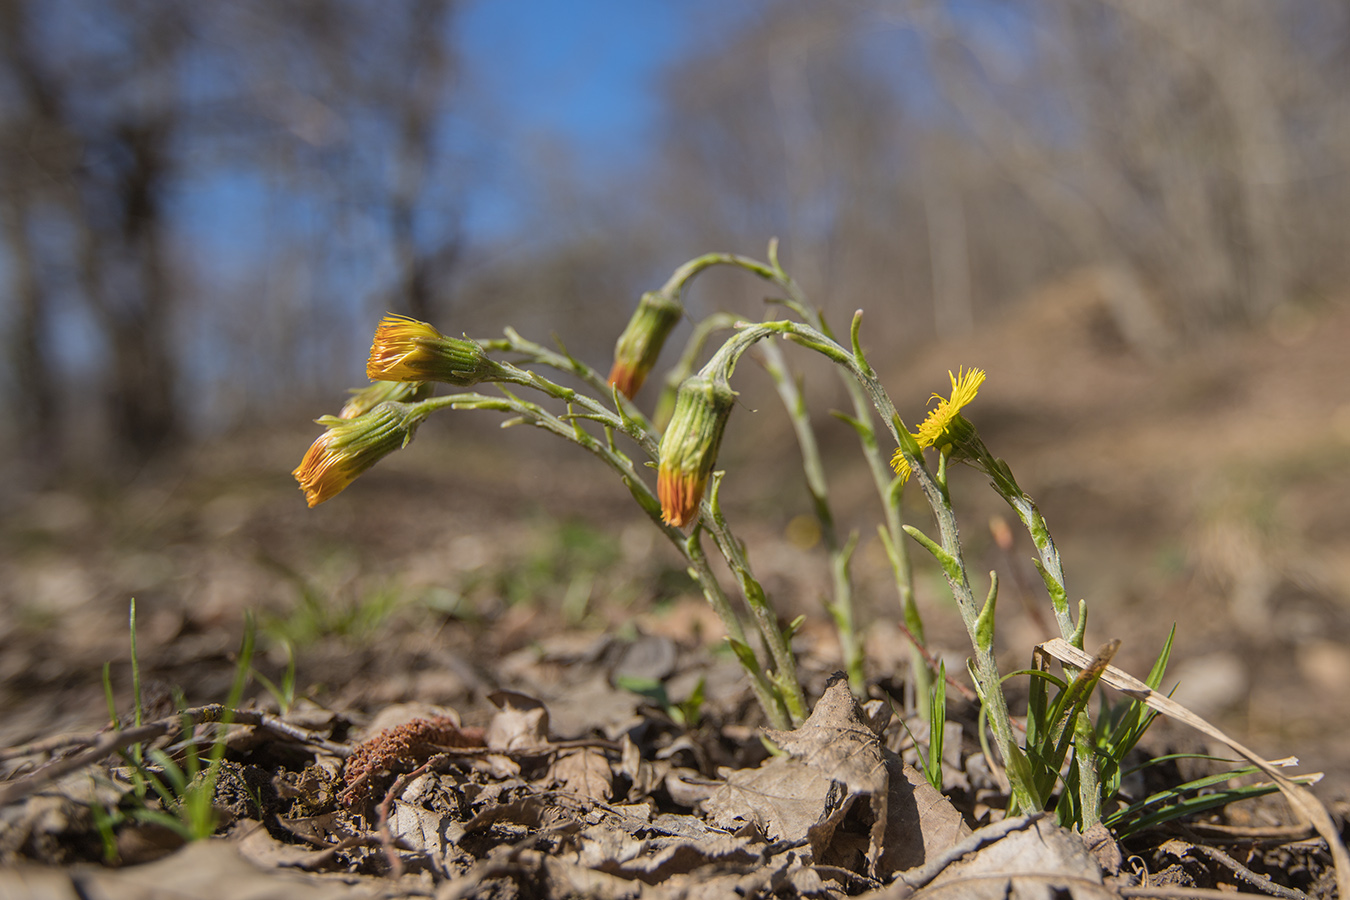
0, 0, 64, 470
0, 174, 60, 469
390, 0, 461, 324
75, 118, 180, 461
0, 0, 182, 466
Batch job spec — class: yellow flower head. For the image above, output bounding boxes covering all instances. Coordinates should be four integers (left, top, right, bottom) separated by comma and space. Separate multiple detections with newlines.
367, 314, 504, 386
293, 401, 426, 507
891, 367, 985, 483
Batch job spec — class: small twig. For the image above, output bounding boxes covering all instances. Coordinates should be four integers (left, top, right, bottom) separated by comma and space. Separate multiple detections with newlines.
376, 752, 454, 878
1189, 844, 1312, 900
266, 819, 380, 870
896, 624, 979, 703
812, 864, 881, 892
0, 705, 348, 807
0, 723, 169, 807
0, 730, 116, 763
1182, 821, 1317, 843
427, 737, 620, 758
1122, 889, 1309, 900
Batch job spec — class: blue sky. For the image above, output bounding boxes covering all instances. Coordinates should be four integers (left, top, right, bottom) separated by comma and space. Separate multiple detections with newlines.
460, 3, 689, 160
454, 2, 722, 236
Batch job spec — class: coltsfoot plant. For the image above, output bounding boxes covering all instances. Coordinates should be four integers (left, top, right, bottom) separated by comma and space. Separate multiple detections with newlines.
294, 242, 1162, 827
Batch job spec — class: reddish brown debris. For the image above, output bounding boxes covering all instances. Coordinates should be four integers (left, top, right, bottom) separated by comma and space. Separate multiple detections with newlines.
340, 716, 484, 808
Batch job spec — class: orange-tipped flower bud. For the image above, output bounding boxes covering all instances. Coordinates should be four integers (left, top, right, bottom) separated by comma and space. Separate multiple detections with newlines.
657, 374, 736, 527
608, 290, 682, 399
293, 401, 427, 507
367, 314, 506, 386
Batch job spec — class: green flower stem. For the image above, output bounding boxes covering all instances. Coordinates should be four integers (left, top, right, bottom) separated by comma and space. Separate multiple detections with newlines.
805, 301, 930, 714
759, 338, 864, 696
655, 313, 741, 429
644, 251, 895, 706
656, 252, 777, 297
718, 318, 1036, 811
480, 335, 798, 726
832, 311, 929, 714
683, 528, 787, 727
974, 446, 1100, 822
704, 473, 808, 725
485, 359, 660, 459
413, 389, 794, 728
980, 454, 1075, 642
481, 331, 659, 454
476, 246, 890, 721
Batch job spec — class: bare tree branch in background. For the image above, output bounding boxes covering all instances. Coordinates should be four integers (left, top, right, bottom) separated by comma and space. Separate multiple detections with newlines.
899, 0, 1172, 355
0, 0, 467, 472
896, 0, 1350, 346
0, 0, 188, 467
919, 132, 972, 339
656, 2, 928, 352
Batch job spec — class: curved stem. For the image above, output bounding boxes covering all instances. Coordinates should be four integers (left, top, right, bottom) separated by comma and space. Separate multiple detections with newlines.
413, 390, 793, 727
760, 338, 864, 696
702, 474, 807, 724
713, 318, 1035, 809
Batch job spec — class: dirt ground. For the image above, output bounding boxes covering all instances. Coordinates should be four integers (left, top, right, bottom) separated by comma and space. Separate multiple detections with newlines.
3, 272, 1349, 893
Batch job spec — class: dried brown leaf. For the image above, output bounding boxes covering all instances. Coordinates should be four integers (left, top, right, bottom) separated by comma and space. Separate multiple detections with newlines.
704, 675, 888, 874
912, 817, 1111, 900
485, 690, 550, 751
880, 751, 970, 875
594, 835, 761, 884
53, 838, 381, 900
549, 747, 613, 802
703, 753, 837, 844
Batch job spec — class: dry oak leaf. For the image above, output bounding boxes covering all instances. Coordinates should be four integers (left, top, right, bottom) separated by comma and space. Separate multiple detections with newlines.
705, 673, 966, 879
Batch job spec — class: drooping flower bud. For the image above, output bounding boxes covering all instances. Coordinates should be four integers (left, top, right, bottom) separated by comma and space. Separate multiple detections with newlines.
339, 380, 432, 419
293, 401, 428, 507
657, 373, 736, 527
367, 314, 507, 386
607, 290, 682, 399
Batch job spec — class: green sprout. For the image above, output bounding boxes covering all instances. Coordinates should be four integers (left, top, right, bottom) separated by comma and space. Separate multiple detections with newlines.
93, 602, 256, 859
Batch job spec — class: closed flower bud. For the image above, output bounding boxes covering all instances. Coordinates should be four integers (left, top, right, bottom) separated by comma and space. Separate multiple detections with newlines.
340, 380, 432, 419
367, 314, 506, 386
657, 374, 736, 527
608, 290, 682, 399
293, 401, 428, 507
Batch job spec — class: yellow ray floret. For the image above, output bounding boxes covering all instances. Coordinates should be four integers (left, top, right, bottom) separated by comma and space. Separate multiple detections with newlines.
891, 367, 985, 483
367, 315, 445, 382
